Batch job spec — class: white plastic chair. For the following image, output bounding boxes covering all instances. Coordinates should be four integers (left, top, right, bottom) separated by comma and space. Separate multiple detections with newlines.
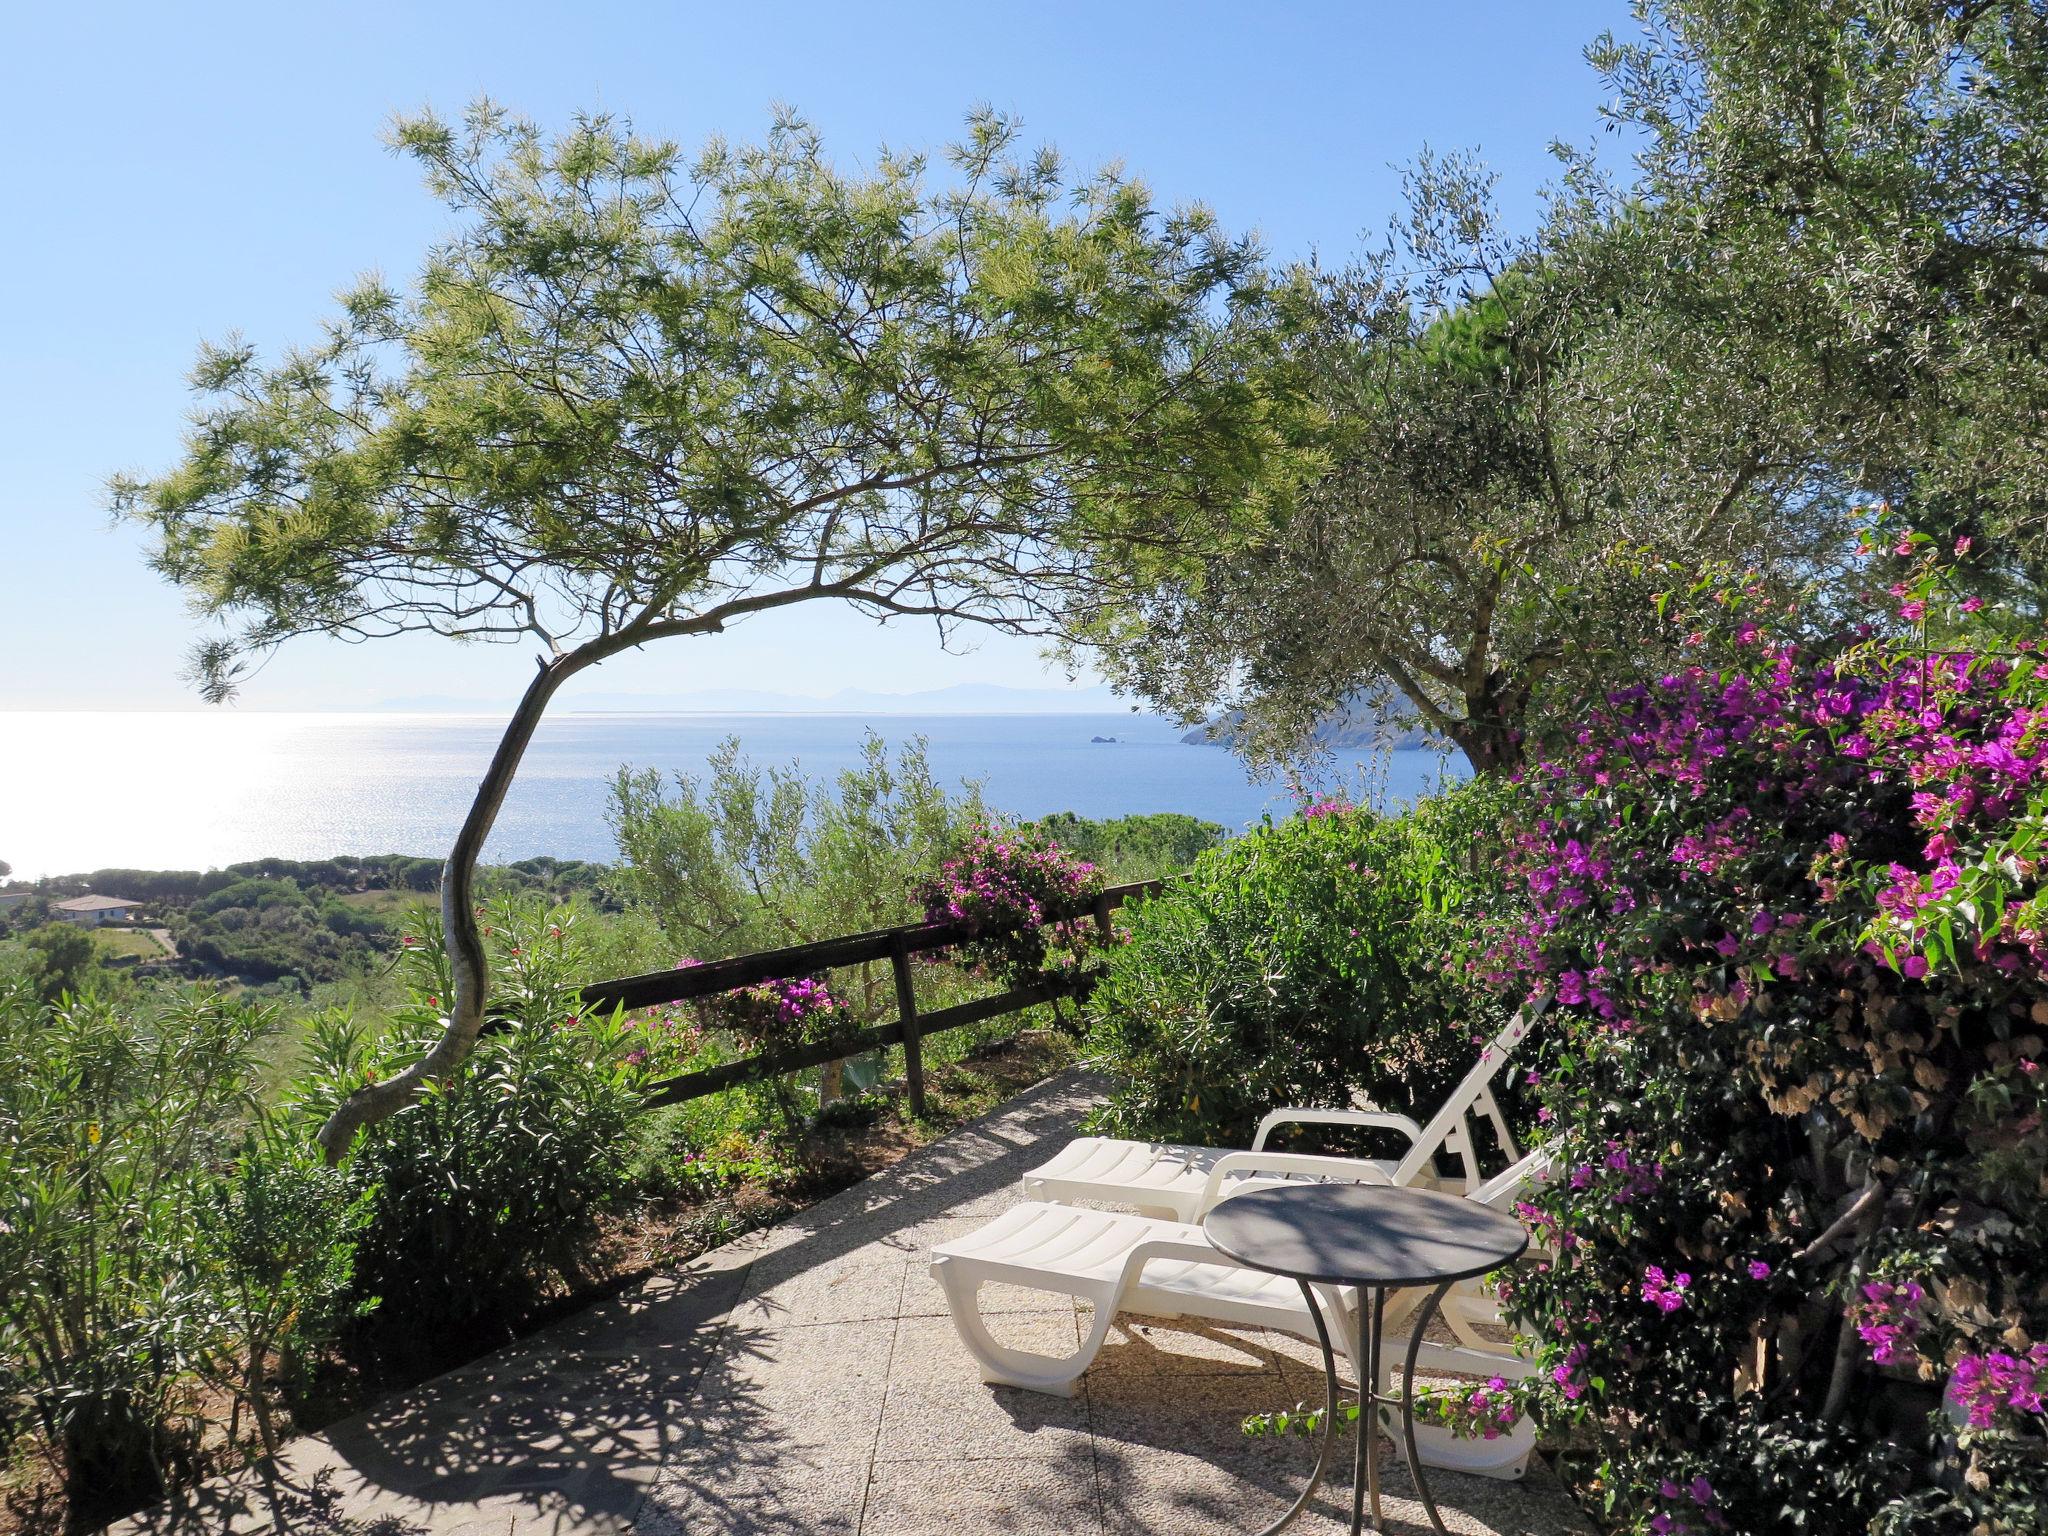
1021, 1002, 1542, 1220
929, 1142, 1556, 1479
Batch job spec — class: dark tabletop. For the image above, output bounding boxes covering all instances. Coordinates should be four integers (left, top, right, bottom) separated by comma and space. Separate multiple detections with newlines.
1201, 1183, 1529, 1287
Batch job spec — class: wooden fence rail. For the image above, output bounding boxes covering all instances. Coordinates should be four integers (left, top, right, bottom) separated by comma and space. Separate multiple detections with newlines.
575, 878, 1162, 1116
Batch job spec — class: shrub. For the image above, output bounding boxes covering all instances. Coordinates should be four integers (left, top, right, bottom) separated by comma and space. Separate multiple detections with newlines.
199, 1123, 372, 1456
1485, 555, 2048, 1532
23, 921, 97, 1002
291, 902, 647, 1359
1024, 811, 1226, 880
0, 978, 271, 1530
1083, 783, 1509, 1149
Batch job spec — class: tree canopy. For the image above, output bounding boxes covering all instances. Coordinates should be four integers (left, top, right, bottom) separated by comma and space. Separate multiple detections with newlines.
118, 102, 1286, 1156
1591, 0, 2048, 585
1087, 153, 1855, 772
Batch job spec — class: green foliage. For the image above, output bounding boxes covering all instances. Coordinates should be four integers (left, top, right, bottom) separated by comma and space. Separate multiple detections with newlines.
23, 921, 97, 1002
1089, 148, 1852, 774
0, 980, 271, 1529
170, 877, 389, 987
1024, 811, 1225, 881
199, 1123, 373, 1455
113, 103, 1279, 704
288, 902, 646, 1357
1083, 782, 1508, 1147
608, 733, 984, 963
608, 733, 1001, 1120
1592, 1, 2048, 585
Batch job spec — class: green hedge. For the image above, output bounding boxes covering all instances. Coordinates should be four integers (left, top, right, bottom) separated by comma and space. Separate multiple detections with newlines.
1083, 783, 1509, 1149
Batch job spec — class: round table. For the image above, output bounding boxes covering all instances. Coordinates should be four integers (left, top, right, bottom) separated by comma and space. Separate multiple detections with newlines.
1202, 1183, 1529, 1536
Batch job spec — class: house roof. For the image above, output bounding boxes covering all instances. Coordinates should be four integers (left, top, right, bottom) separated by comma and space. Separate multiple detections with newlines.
55, 895, 144, 912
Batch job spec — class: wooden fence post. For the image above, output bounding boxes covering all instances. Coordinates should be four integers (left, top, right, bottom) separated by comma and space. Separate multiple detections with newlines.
890, 932, 926, 1118
1092, 891, 1115, 944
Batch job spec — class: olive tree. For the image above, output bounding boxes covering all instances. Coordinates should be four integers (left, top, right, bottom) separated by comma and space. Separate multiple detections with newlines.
1091, 152, 1855, 773
116, 103, 1279, 1158
1591, 0, 2048, 580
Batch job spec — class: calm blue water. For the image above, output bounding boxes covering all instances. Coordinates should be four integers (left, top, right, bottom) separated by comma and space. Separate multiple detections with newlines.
0, 711, 1464, 877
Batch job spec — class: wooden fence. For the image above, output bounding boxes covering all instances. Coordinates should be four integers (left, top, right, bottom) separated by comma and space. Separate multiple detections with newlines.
576, 879, 1162, 1117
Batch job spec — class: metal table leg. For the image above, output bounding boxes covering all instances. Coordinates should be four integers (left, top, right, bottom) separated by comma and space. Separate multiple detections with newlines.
1253, 1279, 1456, 1536
1249, 1278, 1344, 1536
1392, 1281, 1457, 1536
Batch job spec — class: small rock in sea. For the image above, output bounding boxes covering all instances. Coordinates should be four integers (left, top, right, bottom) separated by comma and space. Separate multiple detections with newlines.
1090, 734, 1118, 743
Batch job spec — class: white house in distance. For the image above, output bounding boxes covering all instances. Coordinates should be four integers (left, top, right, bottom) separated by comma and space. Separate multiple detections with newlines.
54, 894, 146, 928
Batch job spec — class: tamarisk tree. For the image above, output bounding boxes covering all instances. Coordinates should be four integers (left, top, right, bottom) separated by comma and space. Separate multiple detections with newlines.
115, 103, 1278, 1159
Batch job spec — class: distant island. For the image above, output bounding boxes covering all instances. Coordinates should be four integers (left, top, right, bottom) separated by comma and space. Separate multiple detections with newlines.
1181, 702, 1431, 752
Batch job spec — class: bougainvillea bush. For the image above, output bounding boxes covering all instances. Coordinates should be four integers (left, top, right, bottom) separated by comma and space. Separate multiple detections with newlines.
916, 824, 1107, 990
1086, 782, 1511, 1149
1486, 564, 2048, 1533
707, 973, 860, 1054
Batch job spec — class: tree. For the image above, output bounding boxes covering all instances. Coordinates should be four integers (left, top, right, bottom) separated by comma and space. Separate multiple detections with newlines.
116, 104, 1280, 1158
1590, 0, 2048, 584
25, 922, 96, 1003
1090, 152, 1855, 773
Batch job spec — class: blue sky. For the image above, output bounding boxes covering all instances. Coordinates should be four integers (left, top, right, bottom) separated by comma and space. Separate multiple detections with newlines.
0, 0, 1635, 711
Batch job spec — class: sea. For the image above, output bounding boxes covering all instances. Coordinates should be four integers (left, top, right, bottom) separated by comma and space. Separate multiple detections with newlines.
0, 711, 1465, 879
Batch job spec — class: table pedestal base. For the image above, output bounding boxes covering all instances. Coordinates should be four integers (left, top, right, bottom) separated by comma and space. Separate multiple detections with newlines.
1258, 1279, 1457, 1536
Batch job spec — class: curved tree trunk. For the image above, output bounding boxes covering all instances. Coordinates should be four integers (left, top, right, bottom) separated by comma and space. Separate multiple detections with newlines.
316, 651, 584, 1161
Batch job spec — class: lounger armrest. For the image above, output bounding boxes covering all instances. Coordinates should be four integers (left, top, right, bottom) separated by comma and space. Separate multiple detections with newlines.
1251, 1105, 1428, 1151
1195, 1149, 1397, 1216
1122, 1236, 1245, 1285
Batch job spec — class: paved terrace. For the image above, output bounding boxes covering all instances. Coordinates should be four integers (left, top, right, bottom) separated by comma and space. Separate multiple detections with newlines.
118, 1073, 1590, 1536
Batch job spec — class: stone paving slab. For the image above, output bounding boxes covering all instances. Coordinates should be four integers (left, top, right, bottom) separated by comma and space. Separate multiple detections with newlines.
113, 1070, 1591, 1535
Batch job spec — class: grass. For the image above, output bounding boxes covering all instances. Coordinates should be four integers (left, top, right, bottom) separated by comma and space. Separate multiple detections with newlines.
91, 926, 166, 961
329, 888, 433, 920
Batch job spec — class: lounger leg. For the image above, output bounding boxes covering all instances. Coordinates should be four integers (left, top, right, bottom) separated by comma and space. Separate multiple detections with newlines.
932, 1265, 1118, 1398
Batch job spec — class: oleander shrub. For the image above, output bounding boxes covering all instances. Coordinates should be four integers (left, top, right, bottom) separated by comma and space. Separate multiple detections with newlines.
292, 901, 647, 1358
1084, 781, 1511, 1149
1485, 550, 2048, 1533
0, 978, 271, 1530
200, 1122, 373, 1456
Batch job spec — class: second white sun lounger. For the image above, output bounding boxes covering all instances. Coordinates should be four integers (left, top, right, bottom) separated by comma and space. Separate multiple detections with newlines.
1021, 1001, 1544, 1220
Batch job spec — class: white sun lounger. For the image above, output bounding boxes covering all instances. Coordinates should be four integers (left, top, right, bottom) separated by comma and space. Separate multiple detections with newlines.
1021, 1002, 1543, 1221
931, 1145, 1555, 1479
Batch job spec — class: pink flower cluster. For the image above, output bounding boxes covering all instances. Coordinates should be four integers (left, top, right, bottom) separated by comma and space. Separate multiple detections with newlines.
1416, 1375, 1524, 1440
1641, 1265, 1691, 1313
1484, 637, 2048, 1003
1850, 1278, 1927, 1366
923, 825, 1098, 931
1948, 1344, 2048, 1429
1297, 793, 1352, 820
1551, 1340, 1590, 1400
1649, 1474, 1727, 1534
713, 973, 852, 1051
1596, 1141, 1665, 1204
750, 975, 839, 1026
917, 825, 1105, 986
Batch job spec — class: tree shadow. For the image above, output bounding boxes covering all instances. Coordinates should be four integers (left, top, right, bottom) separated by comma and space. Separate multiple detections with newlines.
112, 1069, 1103, 1535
